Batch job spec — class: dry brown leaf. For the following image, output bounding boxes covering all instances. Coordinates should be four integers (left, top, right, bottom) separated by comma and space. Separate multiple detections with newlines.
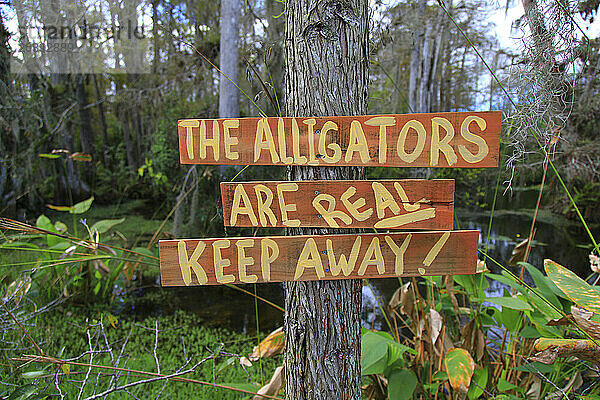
430, 309, 443, 346
240, 356, 252, 367
545, 372, 582, 400
250, 327, 284, 361
388, 287, 401, 310
92, 260, 110, 277
445, 275, 459, 312
460, 320, 486, 362
508, 239, 529, 266
526, 376, 542, 400
253, 365, 284, 400
399, 282, 414, 317
572, 312, 600, 340
531, 338, 600, 367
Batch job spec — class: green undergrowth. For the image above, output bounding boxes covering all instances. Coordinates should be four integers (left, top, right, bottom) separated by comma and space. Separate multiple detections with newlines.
4, 308, 280, 399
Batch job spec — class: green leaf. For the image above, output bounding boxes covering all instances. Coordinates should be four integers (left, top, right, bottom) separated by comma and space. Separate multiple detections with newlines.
519, 326, 541, 339
492, 306, 522, 332
38, 153, 60, 159
361, 331, 389, 375
106, 313, 118, 328
513, 362, 554, 374
90, 218, 125, 235
487, 273, 523, 293
482, 296, 533, 311
444, 348, 475, 390
93, 282, 101, 295
94, 270, 102, 280
7, 384, 36, 400
131, 247, 155, 259
520, 262, 563, 308
544, 259, 600, 313
21, 371, 45, 379
497, 377, 522, 393
388, 369, 417, 400
71, 197, 94, 214
36, 214, 63, 248
467, 366, 488, 400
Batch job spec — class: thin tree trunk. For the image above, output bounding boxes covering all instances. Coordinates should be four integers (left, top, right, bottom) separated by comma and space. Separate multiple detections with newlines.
219, 0, 240, 118
284, 0, 368, 398
408, 0, 426, 112
92, 74, 109, 165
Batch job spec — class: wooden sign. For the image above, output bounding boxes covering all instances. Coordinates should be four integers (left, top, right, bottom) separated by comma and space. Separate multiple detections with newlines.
178, 111, 501, 168
158, 230, 478, 286
221, 179, 454, 230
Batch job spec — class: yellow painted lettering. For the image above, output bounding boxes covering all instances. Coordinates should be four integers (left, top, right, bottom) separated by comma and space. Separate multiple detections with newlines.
372, 182, 400, 219
260, 238, 279, 281
459, 116, 489, 163
303, 118, 319, 165
430, 117, 457, 166
254, 118, 280, 163
294, 238, 325, 280
326, 236, 361, 276
213, 240, 234, 284
254, 184, 277, 227
223, 119, 239, 160
358, 237, 384, 276
277, 183, 300, 227
318, 121, 342, 164
384, 235, 411, 275
179, 120, 199, 159
423, 232, 451, 267
393, 182, 422, 212
278, 118, 293, 164
345, 121, 370, 163
177, 240, 207, 285
198, 120, 220, 161
365, 116, 395, 164
340, 186, 372, 221
230, 184, 258, 226
236, 239, 257, 283
312, 193, 352, 228
397, 120, 426, 163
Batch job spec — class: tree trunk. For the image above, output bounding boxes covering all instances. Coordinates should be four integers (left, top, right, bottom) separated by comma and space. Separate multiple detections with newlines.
219, 0, 240, 119
284, 0, 368, 398
408, 0, 426, 112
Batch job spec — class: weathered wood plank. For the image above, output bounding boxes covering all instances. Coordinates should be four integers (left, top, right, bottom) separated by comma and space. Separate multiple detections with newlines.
159, 230, 478, 286
220, 179, 454, 230
178, 111, 501, 168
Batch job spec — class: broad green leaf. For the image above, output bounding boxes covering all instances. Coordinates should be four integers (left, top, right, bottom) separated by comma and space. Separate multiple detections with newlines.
444, 348, 475, 390
36, 214, 62, 248
388, 369, 417, 400
544, 259, 600, 313
519, 326, 541, 338
493, 306, 521, 332
487, 273, 523, 293
513, 361, 554, 374
467, 366, 488, 400
71, 196, 94, 214
497, 377, 522, 393
90, 218, 125, 235
482, 296, 533, 311
361, 331, 390, 375
93, 282, 101, 295
520, 262, 563, 308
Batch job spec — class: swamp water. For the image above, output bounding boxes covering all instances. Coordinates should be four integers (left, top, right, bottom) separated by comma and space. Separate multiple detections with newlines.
120, 202, 599, 334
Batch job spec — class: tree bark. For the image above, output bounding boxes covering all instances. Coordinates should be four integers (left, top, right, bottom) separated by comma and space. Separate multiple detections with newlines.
284, 0, 368, 398
219, 0, 240, 119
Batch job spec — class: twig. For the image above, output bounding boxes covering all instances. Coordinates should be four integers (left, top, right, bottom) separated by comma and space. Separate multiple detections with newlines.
0, 301, 43, 355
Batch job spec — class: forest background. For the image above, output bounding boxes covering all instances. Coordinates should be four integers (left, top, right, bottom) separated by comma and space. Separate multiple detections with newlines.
1, 0, 600, 398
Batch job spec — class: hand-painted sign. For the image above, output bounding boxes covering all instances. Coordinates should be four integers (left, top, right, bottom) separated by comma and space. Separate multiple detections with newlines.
221, 179, 454, 230
178, 111, 501, 168
159, 230, 478, 286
